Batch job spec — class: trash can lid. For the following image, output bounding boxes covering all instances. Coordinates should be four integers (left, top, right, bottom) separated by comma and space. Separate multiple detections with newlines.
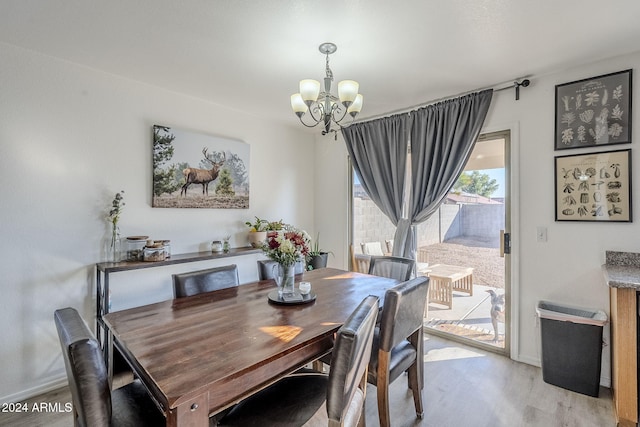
536, 301, 607, 326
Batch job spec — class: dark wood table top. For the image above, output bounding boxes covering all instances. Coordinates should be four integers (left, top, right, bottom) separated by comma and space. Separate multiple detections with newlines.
103, 268, 398, 427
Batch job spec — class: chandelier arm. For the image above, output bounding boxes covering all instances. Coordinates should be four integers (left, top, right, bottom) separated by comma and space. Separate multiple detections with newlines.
296, 102, 326, 128
296, 115, 322, 128
307, 102, 325, 123
330, 103, 350, 125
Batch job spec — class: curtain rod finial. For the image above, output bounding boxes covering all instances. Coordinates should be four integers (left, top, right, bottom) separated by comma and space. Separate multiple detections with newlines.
514, 79, 530, 100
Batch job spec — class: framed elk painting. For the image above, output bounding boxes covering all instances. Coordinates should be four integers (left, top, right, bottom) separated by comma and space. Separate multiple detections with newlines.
554, 69, 632, 150
152, 125, 250, 208
554, 149, 631, 222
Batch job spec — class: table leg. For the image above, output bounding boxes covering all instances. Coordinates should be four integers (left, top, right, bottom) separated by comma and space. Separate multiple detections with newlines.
166, 393, 209, 427
428, 278, 453, 309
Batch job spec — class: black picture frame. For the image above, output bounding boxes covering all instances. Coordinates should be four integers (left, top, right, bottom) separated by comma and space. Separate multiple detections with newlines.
554, 149, 632, 222
554, 69, 632, 150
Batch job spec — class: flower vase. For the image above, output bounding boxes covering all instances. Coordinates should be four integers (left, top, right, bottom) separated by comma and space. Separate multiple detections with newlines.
274, 263, 296, 296
108, 226, 122, 262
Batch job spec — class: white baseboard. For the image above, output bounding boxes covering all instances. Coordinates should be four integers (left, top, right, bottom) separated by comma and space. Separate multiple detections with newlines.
515, 353, 541, 367
0, 376, 68, 405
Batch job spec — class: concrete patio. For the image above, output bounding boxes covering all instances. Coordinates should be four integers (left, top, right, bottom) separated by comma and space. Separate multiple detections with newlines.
425, 283, 506, 348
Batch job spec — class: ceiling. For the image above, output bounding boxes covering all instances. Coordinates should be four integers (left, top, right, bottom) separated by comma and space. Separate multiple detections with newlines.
3, 0, 640, 131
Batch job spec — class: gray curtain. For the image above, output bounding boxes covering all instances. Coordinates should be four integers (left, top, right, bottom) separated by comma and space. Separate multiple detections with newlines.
342, 113, 411, 226
394, 89, 494, 259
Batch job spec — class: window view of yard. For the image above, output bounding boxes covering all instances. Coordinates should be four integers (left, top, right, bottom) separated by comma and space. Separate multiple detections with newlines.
353, 167, 506, 349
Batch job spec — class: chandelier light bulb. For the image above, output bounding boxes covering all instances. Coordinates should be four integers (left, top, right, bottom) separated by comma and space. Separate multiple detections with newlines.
299, 79, 320, 105
348, 94, 363, 116
290, 94, 308, 115
338, 80, 359, 106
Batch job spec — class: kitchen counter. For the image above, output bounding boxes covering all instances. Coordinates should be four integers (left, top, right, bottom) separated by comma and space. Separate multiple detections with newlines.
603, 250, 639, 427
603, 250, 640, 289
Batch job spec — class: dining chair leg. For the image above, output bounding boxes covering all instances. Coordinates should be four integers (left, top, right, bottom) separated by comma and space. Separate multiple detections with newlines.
407, 330, 424, 418
376, 351, 392, 427
358, 367, 368, 427
357, 375, 367, 427
408, 361, 424, 418
312, 360, 324, 372
407, 329, 424, 390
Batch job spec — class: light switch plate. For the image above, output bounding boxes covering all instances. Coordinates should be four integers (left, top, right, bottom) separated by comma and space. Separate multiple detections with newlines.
536, 226, 547, 242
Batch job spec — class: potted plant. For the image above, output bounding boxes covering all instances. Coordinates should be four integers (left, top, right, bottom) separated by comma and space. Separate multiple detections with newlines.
265, 219, 285, 237
306, 233, 332, 270
245, 217, 269, 248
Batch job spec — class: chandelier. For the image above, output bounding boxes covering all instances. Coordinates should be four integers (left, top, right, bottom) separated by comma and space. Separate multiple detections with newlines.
290, 42, 363, 137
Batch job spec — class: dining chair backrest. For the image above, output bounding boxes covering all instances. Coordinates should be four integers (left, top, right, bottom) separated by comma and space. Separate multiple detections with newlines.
369, 276, 430, 426
55, 307, 113, 426
172, 264, 239, 298
361, 241, 385, 256
326, 294, 379, 425
368, 255, 415, 281
379, 277, 429, 352
385, 239, 394, 254
353, 254, 371, 274
350, 245, 370, 274
54, 307, 167, 427
257, 259, 305, 280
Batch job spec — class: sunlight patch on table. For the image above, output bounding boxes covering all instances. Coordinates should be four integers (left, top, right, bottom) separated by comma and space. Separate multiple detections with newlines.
260, 325, 302, 342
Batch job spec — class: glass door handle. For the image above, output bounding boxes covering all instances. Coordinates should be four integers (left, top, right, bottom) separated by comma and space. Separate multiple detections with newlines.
500, 230, 511, 257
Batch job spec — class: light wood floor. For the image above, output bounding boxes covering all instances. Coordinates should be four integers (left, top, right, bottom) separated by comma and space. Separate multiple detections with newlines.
0, 334, 615, 427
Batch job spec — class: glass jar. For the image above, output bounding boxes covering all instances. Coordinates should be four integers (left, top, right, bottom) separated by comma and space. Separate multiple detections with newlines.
158, 240, 171, 258
299, 281, 312, 295
125, 236, 148, 261
211, 240, 223, 253
143, 245, 166, 262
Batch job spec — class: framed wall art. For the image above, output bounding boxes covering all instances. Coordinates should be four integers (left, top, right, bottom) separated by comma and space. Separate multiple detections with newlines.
555, 149, 631, 222
555, 69, 632, 150
152, 125, 250, 209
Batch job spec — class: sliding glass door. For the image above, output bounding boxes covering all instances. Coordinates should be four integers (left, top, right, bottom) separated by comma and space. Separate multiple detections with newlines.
350, 129, 511, 354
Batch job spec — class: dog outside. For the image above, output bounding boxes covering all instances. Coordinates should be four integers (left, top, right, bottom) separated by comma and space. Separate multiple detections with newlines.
422, 237, 506, 348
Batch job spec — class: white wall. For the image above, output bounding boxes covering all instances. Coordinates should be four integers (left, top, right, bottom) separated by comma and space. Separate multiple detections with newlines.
0, 43, 315, 401
314, 50, 640, 387
4, 39, 638, 401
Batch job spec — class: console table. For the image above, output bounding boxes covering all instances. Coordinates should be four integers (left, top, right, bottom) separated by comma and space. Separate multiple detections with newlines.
95, 247, 261, 366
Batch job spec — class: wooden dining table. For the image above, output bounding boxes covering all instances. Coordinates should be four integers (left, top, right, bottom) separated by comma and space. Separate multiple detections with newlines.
103, 267, 399, 427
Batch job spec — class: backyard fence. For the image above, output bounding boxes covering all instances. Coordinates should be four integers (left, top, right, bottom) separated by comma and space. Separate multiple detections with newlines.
353, 197, 505, 251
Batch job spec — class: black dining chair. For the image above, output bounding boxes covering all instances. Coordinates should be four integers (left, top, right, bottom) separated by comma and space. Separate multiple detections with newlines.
54, 307, 168, 427
172, 264, 239, 298
368, 276, 430, 427
368, 255, 415, 281
218, 295, 380, 427
257, 259, 305, 280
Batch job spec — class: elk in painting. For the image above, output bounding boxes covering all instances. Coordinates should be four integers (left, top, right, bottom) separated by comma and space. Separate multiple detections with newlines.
181, 148, 225, 196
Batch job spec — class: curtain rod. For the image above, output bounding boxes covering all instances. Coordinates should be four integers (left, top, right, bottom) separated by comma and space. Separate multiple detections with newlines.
351, 77, 531, 125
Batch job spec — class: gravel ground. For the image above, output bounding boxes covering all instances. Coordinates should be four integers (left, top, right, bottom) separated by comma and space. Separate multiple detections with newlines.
419, 237, 505, 289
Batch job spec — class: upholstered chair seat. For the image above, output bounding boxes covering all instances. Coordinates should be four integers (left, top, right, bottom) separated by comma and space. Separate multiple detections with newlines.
367, 334, 417, 385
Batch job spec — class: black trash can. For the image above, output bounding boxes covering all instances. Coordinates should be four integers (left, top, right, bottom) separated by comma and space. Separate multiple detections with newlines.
536, 301, 607, 397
